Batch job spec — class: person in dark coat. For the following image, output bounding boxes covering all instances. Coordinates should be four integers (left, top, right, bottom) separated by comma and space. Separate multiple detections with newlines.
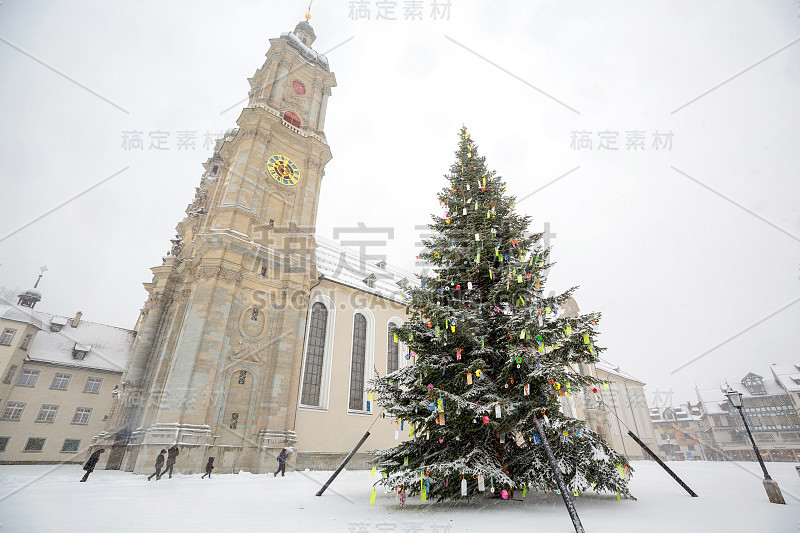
148, 449, 166, 481
160, 445, 179, 479
80, 448, 105, 482
274, 448, 288, 477
201, 457, 215, 479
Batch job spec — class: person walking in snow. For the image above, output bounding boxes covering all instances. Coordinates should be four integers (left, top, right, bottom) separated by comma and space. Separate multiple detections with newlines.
160, 444, 179, 479
201, 457, 215, 479
274, 448, 288, 477
148, 449, 166, 481
80, 448, 105, 482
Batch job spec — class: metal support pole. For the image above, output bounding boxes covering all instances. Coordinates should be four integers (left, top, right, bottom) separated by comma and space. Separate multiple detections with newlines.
627, 430, 698, 497
735, 406, 771, 480
533, 417, 585, 533
315, 430, 371, 497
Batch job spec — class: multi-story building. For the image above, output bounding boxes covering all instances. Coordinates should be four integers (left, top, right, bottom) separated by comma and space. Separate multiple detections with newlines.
649, 402, 705, 461
0, 286, 134, 463
695, 370, 800, 463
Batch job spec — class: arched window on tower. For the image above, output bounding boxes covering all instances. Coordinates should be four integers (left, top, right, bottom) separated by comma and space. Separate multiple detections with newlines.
349, 313, 367, 410
283, 111, 301, 128
387, 322, 399, 374
301, 302, 328, 407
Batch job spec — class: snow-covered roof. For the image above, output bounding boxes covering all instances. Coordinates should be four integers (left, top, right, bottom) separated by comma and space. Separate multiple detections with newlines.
314, 237, 418, 303
280, 30, 329, 71
0, 288, 134, 372
27, 313, 134, 372
650, 403, 702, 423
595, 359, 644, 384
0, 303, 43, 329
770, 363, 800, 392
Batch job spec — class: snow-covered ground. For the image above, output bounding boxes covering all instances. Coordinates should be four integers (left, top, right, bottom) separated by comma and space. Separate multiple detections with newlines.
0, 461, 797, 532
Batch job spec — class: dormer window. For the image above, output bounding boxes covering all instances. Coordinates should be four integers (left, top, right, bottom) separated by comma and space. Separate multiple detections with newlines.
211, 165, 219, 175
50, 316, 68, 332
364, 274, 377, 288
396, 278, 409, 288
375, 260, 387, 270
72, 342, 91, 360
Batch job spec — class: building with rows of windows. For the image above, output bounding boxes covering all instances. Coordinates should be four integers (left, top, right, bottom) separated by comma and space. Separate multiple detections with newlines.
0, 287, 134, 463
695, 367, 800, 463
649, 402, 705, 461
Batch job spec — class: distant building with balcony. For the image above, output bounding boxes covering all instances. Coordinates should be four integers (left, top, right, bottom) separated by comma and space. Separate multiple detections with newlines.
649, 402, 705, 461
695, 368, 800, 463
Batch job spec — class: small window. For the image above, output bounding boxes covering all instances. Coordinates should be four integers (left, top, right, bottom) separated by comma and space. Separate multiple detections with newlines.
50, 324, 62, 332
363, 275, 376, 288
0, 436, 9, 452
238, 370, 247, 384
0, 328, 16, 346
268, 219, 275, 227
230, 412, 238, 429
19, 333, 33, 350
211, 165, 219, 175
261, 266, 268, 276
50, 373, 71, 391
283, 111, 301, 128
84, 377, 102, 394
73, 350, 87, 360
71, 407, 92, 425
23, 438, 46, 452
17, 369, 40, 387
1, 402, 25, 421
61, 439, 80, 453
251, 309, 259, 322
35, 404, 59, 423
2, 365, 17, 384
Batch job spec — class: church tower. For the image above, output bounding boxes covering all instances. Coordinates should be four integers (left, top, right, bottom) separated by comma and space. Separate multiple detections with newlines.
100, 16, 337, 474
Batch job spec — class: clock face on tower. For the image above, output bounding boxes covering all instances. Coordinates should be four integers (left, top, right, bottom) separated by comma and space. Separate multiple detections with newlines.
267, 154, 300, 186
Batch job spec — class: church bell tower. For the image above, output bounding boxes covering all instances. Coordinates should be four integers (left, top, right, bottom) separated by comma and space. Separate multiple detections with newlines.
99, 15, 337, 474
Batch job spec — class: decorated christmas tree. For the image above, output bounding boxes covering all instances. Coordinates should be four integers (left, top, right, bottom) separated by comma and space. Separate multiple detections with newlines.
368, 127, 633, 502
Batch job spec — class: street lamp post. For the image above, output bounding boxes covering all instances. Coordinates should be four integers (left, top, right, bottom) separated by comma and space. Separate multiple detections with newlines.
725, 388, 785, 505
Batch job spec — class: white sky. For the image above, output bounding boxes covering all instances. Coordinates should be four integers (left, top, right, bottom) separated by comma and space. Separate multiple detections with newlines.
1, 1, 798, 406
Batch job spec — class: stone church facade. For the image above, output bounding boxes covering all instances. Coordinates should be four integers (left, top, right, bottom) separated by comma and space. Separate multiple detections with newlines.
94, 19, 411, 474
92, 17, 656, 475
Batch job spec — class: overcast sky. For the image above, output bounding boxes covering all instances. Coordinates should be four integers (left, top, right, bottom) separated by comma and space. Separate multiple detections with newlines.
1, 1, 798, 407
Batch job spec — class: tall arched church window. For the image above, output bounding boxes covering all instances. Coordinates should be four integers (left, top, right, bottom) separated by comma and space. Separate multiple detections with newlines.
387, 323, 399, 374
301, 302, 328, 406
349, 313, 367, 410
283, 111, 301, 128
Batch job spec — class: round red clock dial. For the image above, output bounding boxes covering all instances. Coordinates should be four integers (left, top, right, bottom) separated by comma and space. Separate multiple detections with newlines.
292, 80, 306, 95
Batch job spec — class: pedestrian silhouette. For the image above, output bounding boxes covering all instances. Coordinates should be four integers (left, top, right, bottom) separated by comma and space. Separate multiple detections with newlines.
201, 457, 215, 479
80, 449, 105, 482
161, 445, 179, 479
148, 449, 166, 481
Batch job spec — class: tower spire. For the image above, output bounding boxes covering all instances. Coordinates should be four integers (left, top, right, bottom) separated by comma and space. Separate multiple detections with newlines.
306, 0, 313, 20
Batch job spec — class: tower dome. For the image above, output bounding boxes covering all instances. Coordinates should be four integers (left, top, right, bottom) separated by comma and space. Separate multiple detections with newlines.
293, 20, 316, 46
18, 266, 46, 308
17, 287, 42, 308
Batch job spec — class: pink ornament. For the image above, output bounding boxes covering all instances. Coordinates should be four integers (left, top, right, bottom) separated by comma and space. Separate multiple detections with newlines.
482, 416, 490, 424
501, 490, 509, 499
439, 439, 444, 443
428, 384, 434, 390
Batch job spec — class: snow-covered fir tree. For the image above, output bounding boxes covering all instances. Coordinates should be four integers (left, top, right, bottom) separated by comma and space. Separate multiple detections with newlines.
368, 127, 634, 502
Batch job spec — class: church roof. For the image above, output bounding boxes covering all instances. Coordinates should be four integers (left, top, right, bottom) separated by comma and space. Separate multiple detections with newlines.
595, 358, 644, 384
314, 237, 418, 303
